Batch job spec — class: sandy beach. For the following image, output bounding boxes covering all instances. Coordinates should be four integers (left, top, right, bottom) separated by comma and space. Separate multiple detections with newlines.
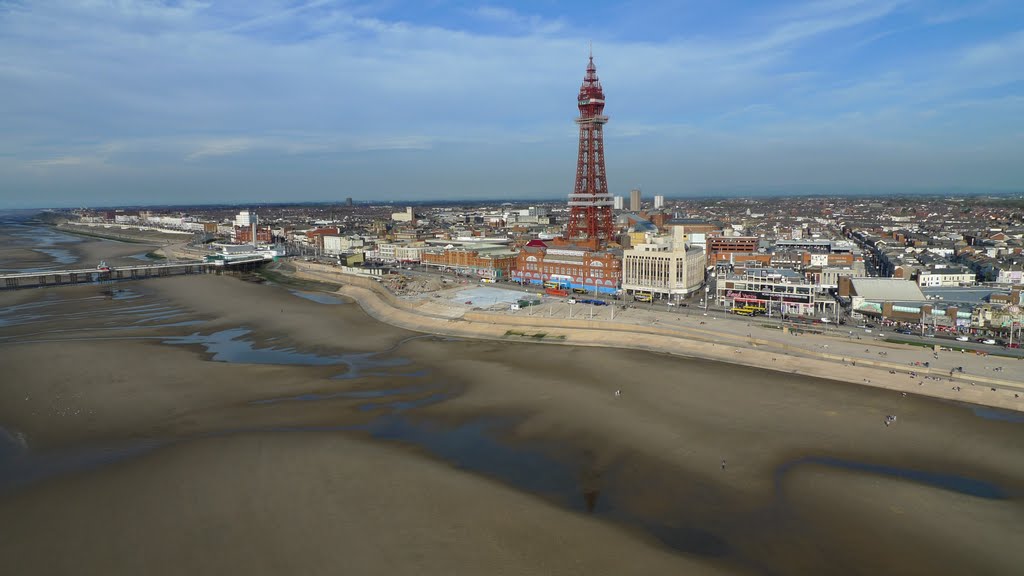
3, 243, 1024, 574
292, 262, 1024, 412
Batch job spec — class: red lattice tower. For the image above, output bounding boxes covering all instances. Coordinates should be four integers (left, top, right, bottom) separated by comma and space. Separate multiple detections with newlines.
566, 52, 614, 244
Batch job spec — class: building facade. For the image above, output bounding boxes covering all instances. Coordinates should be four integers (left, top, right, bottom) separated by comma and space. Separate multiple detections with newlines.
323, 235, 365, 256
916, 268, 976, 287
421, 246, 517, 280
233, 226, 272, 244
707, 236, 759, 267
717, 268, 837, 317
622, 238, 705, 299
512, 240, 621, 294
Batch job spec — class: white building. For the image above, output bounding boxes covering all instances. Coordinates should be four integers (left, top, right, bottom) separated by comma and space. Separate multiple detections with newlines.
719, 269, 839, 317
323, 235, 365, 256
653, 195, 665, 209
234, 210, 251, 228
916, 267, 976, 287
391, 207, 414, 222
366, 242, 397, 262
366, 241, 425, 263
622, 235, 706, 299
613, 196, 624, 210
394, 243, 426, 263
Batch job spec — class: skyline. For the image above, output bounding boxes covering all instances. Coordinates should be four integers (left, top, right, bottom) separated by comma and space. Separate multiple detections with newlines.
2, 0, 1023, 208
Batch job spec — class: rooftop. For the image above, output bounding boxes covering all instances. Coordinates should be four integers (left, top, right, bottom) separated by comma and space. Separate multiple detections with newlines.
850, 277, 926, 301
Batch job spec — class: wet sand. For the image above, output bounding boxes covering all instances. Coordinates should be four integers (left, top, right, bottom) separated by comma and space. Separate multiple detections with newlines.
1, 433, 734, 576
2, 262, 1024, 573
0, 221, 162, 272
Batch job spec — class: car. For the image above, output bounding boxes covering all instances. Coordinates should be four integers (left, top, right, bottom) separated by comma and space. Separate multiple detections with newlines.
897, 329, 914, 335
982, 339, 997, 345
956, 336, 969, 342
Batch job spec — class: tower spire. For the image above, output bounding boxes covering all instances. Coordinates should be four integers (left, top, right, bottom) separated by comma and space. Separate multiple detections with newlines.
565, 52, 614, 245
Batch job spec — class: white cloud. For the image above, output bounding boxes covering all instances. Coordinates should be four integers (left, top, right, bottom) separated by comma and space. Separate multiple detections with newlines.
471, 5, 565, 35
0, 0, 1021, 205
29, 156, 92, 167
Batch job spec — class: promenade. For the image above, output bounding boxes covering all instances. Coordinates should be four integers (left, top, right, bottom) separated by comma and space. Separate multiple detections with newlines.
291, 262, 1024, 413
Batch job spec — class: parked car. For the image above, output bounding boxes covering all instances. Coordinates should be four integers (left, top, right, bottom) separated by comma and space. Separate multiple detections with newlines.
897, 329, 914, 335
955, 336, 969, 342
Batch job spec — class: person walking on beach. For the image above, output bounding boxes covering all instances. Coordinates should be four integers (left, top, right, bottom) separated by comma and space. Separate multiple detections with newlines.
721, 459, 727, 470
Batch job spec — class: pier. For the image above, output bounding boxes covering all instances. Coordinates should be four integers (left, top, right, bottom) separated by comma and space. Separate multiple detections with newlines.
0, 257, 268, 290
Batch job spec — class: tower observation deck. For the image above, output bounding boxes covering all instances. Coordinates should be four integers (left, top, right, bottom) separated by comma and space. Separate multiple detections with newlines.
566, 52, 615, 245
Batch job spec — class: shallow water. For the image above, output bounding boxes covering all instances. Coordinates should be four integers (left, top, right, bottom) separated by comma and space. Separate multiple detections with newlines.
288, 290, 346, 305
776, 455, 1009, 500
163, 327, 410, 375
0, 425, 163, 493
0, 219, 82, 272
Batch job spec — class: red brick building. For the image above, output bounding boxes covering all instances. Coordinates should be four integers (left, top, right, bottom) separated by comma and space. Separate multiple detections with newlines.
306, 227, 341, 249
422, 248, 517, 280
707, 236, 759, 267
512, 239, 621, 294
234, 226, 272, 244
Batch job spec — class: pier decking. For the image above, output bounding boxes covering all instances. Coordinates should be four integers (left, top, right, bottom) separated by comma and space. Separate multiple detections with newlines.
1, 257, 268, 290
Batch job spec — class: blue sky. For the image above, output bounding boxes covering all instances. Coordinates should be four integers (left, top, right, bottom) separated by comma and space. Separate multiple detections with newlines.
1, 0, 1022, 208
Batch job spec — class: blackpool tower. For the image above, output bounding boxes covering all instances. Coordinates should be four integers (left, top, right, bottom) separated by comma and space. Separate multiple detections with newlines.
565, 52, 615, 245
